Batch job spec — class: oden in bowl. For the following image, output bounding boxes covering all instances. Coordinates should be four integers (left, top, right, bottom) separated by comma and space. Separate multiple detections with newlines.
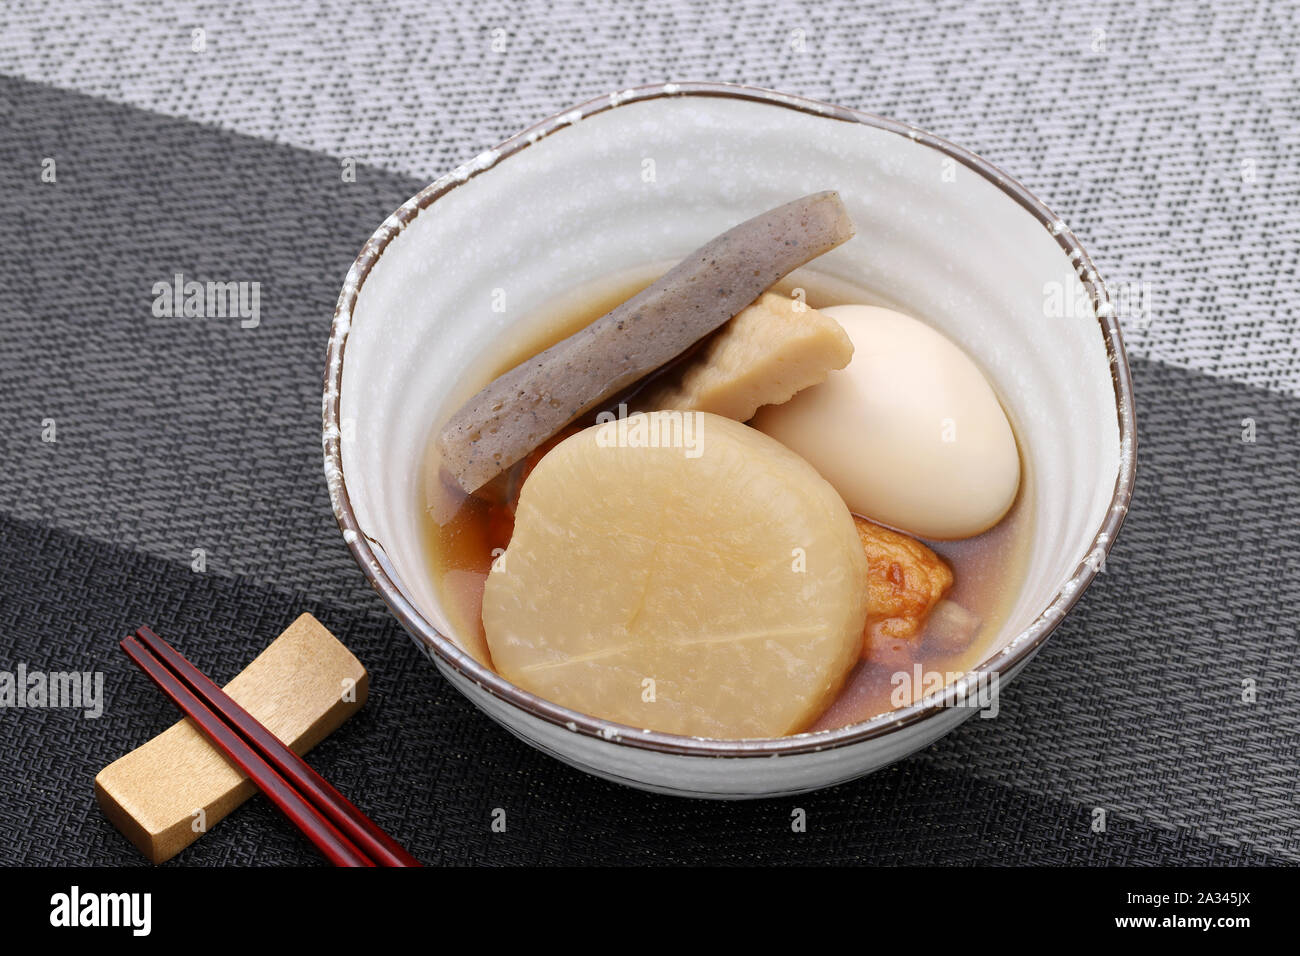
324, 83, 1135, 798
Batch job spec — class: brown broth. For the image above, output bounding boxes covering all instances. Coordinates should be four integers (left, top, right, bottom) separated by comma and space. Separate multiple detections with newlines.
421, 265, 1033, 732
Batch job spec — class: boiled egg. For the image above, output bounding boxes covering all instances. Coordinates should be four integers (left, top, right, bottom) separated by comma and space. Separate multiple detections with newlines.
751, 305, 1019, 540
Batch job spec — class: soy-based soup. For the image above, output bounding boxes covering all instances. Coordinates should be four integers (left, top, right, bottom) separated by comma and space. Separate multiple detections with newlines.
421, 263, 1032, 733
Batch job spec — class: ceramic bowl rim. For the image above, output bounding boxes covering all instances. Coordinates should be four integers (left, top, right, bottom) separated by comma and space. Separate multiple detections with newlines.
323, 80, 1138, 759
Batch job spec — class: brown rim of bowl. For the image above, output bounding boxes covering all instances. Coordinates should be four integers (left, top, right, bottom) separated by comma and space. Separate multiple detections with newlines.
323, 81, 1137, 759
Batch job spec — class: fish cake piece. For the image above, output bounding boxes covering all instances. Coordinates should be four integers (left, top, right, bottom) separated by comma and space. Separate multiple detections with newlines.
634, 293, 854, 421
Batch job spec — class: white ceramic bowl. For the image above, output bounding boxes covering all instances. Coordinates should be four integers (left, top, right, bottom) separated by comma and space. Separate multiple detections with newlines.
324, 83, 1136, 798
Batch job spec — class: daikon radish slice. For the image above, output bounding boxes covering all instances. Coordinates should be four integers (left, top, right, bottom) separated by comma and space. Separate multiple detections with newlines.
634, 293, 854, 421
482, 412, 868, 739
437, 192, 856, 493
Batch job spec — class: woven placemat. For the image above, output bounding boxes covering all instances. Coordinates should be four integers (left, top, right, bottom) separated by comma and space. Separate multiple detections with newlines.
0, 0, 1297, 865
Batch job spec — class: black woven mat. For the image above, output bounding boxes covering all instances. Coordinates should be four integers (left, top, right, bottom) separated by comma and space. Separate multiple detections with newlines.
0, 74, 1296, 866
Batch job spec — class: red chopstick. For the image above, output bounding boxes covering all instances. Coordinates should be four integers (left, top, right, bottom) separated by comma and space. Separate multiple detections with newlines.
122, 627, 420, 867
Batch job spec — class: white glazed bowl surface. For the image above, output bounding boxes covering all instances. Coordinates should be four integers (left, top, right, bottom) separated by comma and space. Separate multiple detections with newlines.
324, 84, 1135, 798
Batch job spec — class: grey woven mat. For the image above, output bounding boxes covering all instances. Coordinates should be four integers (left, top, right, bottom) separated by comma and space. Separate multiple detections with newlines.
0, 0, 1297, 866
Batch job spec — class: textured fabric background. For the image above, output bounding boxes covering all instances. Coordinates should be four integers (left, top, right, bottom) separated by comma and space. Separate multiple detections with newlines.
0, 0, 1297, 866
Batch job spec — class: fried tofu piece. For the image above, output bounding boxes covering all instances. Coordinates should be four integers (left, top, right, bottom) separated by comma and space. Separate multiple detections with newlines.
634, 292, 854, 421
854, 516, 953, 660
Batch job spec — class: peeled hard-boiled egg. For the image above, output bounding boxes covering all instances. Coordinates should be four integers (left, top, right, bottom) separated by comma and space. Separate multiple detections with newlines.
751, 305, 1020, 540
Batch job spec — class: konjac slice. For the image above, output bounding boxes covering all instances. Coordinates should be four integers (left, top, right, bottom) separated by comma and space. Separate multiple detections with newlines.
482, 412, 868, 739
437, 192, 856, 493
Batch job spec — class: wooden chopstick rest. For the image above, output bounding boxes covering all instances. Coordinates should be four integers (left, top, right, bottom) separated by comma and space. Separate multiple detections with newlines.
95, 613, 368, 864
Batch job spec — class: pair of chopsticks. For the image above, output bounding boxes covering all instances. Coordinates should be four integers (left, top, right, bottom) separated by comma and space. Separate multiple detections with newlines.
121, 626, 421, 867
